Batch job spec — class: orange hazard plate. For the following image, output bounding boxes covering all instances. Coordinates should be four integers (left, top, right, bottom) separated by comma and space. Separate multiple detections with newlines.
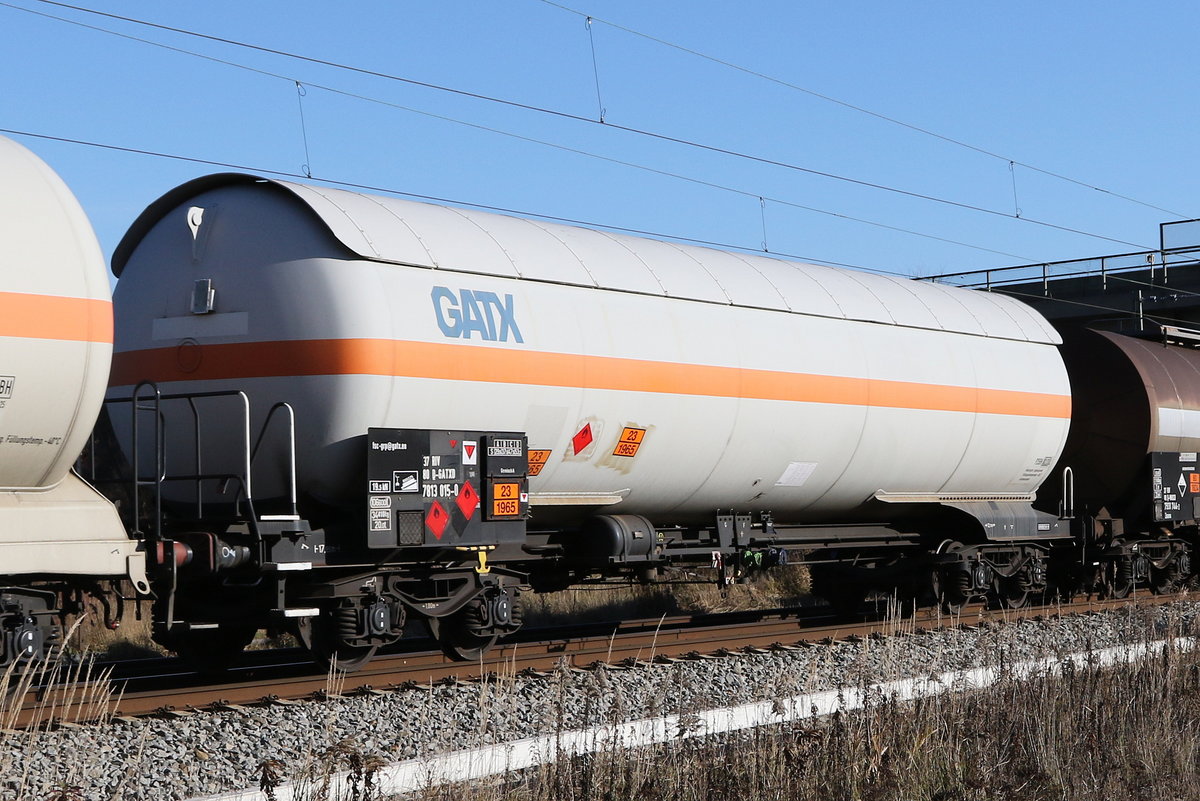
528, 449, 551, 476
491, 482, 521, 516
612, 427, 646, 457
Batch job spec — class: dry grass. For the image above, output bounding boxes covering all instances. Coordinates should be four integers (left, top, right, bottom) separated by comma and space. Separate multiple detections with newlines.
0, 619, 129, 799
67, 585, 164, 661
522, 565, 813, 626
402, 616, 1200, 801
70, 587, 299, 660
7, 604, 1200, 800
0, 618, 124, 728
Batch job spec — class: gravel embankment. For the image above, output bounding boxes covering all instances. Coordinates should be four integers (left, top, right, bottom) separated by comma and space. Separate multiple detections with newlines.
4, 601, 1199, 800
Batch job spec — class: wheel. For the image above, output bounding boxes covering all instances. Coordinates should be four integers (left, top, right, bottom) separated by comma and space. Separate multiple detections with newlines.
294, 612, 378, 673
992, 554, 1032, 610
0, 609, 55, 696
1177, 551, 1196, 591
995, 578, 1029, 609
1150, 567, 1176, 595
1103, 555, 1133, 600
932, 566, 972, 613
426, 614, 498, 662
162, 624, 258, 673
931, 541, 973, 614
1150, 552, 1187, 595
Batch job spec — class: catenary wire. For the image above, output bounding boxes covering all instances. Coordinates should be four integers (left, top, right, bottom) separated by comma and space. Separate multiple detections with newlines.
14, 0, 1157, 251
0, 126, 909, 274
0, 0, 1032, 262
536, 0, 1193, 221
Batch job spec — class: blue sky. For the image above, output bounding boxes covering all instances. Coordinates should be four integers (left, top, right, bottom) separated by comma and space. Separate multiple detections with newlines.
3, 1, 1197, 280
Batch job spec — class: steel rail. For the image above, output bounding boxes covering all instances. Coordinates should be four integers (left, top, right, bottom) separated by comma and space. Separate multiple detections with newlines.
11, 592, 1184, 729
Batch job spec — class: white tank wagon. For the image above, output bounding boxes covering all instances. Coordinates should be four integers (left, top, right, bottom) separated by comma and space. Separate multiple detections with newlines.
110, 175, 1071, 525
0, 135, 146, 666
105, 173, 1080, 661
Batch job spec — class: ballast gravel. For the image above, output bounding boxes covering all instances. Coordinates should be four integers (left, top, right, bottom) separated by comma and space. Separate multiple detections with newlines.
5, 601, 1200, 800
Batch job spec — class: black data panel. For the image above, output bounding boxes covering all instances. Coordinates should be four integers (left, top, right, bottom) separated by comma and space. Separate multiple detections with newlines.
366, 428, 528, 549
1151, 451, 1200, 522
483, 434, 529, 522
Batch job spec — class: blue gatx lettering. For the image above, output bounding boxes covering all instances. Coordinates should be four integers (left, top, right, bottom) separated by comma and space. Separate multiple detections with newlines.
432, 286, 524, 343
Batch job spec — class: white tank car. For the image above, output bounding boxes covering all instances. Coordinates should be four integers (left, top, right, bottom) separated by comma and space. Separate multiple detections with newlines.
110, 175, 1071, 526
0, 135, 144, 586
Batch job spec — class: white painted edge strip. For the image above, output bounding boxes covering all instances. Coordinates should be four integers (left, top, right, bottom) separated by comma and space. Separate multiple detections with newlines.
152, 312, 249, 341
269, 562, 312, 572
189, 637, 1196, 801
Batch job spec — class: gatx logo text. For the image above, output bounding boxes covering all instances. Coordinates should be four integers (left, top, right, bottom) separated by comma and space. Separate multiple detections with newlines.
431, 286, 524, 343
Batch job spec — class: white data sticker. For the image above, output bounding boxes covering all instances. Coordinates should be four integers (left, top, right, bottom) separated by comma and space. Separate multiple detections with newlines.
369, 508, 391, 531
392, 471, 419, 493
775, 461, 818, 488
488, 438, 523, 457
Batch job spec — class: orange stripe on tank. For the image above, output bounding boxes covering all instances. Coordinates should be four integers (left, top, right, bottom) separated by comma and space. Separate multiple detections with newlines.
0, 292, 112, 343
110, 338, 1072, 419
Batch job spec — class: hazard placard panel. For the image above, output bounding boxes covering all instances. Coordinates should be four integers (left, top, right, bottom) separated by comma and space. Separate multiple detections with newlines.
612, 426, 647, 457
482, 433, 530, 521
367, 428, 528, 548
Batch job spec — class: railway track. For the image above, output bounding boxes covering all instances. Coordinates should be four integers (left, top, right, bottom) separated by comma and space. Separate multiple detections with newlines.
11, 592, 1184, 730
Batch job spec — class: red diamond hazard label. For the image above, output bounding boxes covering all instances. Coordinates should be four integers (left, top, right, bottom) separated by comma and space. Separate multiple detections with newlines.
456, 480, 478, 520
572, 423, 594, 455
426, 501, 450, 540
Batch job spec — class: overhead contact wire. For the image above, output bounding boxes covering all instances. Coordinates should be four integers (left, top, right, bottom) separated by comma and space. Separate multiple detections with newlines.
537, 0, 1192, 220
0, 126, 895, 274
15, 0, 1155, 250
0, 0, 1032, 261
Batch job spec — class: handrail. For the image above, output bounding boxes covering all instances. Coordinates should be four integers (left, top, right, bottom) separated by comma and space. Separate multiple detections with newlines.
187, 396, 202, 516
1060, 466, 1075, 520
250, 402, 299, 519
923, 247, 1200, 291
130, 381, 163, 542
129, 380, 173, 629
106, 388, 297, 526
